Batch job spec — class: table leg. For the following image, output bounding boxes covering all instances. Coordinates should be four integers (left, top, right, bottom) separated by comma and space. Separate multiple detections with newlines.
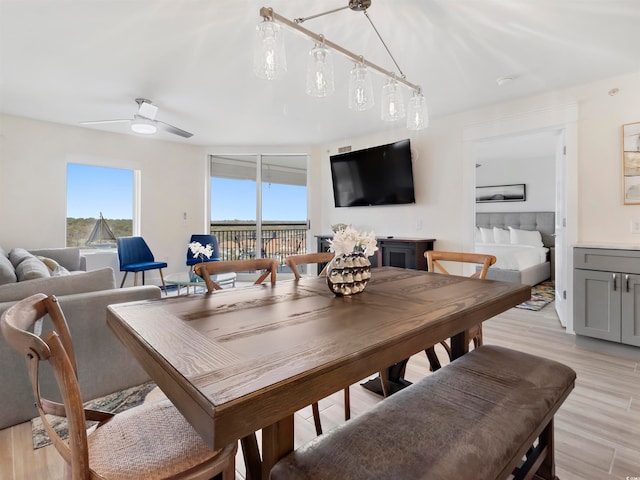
450, 330, 470, 360
261, 414, 294, 479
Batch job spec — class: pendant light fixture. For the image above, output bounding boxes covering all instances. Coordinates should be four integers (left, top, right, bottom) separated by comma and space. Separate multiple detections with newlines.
381, 76, 405, 121
306, 36, 335, 97
406, 90, 429, 130
348, 59, 374, 111
255, 2, 429, 130
253, 17, 286, 80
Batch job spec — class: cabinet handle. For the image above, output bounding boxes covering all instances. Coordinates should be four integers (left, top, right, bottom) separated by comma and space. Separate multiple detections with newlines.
613, 273, 617, 291
626, 274, 630, 293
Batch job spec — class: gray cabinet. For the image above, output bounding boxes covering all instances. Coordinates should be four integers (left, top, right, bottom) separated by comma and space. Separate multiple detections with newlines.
574, 247, 640, 347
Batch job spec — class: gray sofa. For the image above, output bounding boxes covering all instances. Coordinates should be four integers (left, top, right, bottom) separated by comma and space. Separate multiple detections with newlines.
0, 246, 162, 429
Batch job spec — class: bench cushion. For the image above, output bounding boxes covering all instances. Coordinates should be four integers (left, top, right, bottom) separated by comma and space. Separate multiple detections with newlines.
270, 345, 576, 480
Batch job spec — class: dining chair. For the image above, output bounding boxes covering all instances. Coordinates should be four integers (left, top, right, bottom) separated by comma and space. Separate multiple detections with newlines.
424, 250, 497, 369
116, 236, 167, 291
194, 258, 278, 292
0, 293, 237, 480
186, 234, 220, 271
286, 252, 350, 436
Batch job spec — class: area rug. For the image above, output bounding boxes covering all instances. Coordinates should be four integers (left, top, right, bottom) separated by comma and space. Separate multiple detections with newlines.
31, 381, 156, 449
515, 280, 555, 311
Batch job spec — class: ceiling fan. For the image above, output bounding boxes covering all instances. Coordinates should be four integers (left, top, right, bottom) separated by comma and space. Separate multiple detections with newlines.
80, 98, 193, 138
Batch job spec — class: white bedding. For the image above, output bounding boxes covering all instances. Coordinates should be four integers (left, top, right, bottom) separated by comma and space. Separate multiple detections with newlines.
475, 243, 549, 271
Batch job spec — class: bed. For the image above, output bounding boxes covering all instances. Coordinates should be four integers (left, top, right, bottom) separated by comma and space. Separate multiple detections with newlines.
475, 211, 555, 286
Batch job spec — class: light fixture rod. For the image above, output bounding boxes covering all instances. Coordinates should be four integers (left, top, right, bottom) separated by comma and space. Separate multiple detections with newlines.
362, 11, 404, 79
260, 6, 421, 93
294, 5, 350, 24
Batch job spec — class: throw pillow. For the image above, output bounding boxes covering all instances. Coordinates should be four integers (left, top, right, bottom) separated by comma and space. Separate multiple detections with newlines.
37, 256, 71, 277
15, 257, 51, 281
8, 248, 34, 268
508, 227, 544, 247
0, 253, 17, 285
493, 227, 510, 244
479, 227, 495, 243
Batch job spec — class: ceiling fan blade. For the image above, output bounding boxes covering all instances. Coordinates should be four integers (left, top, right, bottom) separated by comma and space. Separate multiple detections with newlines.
80, 119, 130, 125
156, 120, 193, 138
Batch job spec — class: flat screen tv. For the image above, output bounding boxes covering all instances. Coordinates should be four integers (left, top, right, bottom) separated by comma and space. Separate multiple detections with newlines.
330, 139, 415, 207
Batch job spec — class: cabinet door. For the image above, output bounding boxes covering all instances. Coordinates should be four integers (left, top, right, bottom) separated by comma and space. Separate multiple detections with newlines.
621, 274, 640, 347
574, 269, 621, 342
381, 242, 416, 269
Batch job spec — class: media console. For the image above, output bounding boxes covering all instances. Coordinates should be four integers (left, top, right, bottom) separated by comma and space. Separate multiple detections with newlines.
315, 235, 436, 271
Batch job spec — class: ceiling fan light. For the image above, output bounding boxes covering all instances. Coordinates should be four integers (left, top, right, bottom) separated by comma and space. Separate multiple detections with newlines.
131, 116, 157, 135
254, 18, 287, 80
406, 91, 429, 130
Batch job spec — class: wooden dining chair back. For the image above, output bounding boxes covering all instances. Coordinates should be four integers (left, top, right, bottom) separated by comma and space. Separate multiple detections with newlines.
425, 250, 497, 366
426, 250, 497, 280
284, 252, 350, 436
195, 258, 278, 293
285, 252, 335, 280
0, 293, 236, 480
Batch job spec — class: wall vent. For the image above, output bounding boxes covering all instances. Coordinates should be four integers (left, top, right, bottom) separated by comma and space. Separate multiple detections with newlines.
338, 146, 352, 153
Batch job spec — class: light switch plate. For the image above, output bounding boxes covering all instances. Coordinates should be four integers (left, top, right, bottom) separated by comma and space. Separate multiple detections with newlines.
631, 219, 640, 234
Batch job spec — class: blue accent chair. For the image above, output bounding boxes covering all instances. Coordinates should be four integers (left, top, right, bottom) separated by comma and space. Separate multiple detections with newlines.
186, 234, 220, 269
116, 236, 167, 290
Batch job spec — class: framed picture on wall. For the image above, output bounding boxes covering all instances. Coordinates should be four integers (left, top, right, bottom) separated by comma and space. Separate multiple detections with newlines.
623, 121, 640, 205
476, 184, 526, 203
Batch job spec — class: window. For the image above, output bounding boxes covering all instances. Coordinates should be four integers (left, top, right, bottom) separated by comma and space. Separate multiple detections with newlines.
66, 163, 134, 247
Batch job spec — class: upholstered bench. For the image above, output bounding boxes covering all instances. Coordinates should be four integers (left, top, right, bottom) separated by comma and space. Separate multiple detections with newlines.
270, 345, 576, 480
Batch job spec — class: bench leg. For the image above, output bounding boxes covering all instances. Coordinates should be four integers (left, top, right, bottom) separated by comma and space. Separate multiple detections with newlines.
533, 419, 558, 480
514, 418, 558, 480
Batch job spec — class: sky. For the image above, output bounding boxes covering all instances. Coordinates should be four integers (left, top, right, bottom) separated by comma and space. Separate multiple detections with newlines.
66, 163, 307, 221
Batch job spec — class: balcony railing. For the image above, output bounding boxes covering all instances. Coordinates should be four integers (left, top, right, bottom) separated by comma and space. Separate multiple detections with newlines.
211, 221, 307, 264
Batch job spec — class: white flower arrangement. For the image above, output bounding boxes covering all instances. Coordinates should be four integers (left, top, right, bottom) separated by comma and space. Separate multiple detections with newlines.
328, 225, 378, 257
188, 241, 213, 261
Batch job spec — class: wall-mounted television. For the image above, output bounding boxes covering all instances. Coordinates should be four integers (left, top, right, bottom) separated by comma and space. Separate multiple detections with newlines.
330, 139, 415, 207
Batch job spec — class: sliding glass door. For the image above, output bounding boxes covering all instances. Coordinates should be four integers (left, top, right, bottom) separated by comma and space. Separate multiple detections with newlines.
210, 154, 307, 265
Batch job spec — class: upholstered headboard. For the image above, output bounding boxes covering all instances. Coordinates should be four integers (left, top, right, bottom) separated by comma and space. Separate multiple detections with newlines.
475, 211, 555, 248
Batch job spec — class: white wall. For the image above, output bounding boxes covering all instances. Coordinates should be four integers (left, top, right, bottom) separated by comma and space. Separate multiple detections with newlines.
475, 155, 556, 213
2, 71, 639, 293
0, 115, 209, 286
314, 71, 640, 247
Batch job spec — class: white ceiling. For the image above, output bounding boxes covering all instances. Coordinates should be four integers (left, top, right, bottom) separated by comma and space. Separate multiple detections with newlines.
1, 0, 638, 147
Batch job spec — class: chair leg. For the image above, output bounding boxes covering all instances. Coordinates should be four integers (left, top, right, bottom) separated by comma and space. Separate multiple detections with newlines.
379, 368, 391, 397
142, 271, 145, 285
425, 346, 442, 372
158, 268, 167, 293
344, 387, 351, 421
312, 402, 323, 435
120, 272, 128, 288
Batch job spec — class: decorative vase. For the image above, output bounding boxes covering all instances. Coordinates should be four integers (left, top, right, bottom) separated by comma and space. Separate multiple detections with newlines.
326, 252, 372, 296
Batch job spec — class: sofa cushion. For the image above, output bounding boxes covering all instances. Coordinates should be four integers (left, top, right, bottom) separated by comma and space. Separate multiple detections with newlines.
15, 256, 51, 281
29, 247, 82, 272
0, 254, 17, 286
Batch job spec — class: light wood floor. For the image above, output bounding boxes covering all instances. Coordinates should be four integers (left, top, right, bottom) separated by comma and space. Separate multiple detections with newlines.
2, 302, 639, 480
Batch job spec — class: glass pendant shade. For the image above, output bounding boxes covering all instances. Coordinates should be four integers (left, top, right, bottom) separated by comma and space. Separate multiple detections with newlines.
406, 91, 429, 130
306, 43, 335, 97
348, 63, 375, 111
381, 78, 405, 122
253, 19, 287, 80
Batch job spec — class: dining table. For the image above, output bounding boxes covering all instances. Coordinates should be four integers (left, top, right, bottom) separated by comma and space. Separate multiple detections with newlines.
106, 266, 530, 480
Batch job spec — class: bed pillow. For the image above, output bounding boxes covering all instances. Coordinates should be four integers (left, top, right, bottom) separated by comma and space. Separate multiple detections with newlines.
493, 227, 510, 244
508, 227, 544, 247
479, 227, 495, 243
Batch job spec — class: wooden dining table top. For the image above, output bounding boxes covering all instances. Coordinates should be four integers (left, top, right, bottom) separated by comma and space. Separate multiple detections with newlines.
106, 266, 530, 478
